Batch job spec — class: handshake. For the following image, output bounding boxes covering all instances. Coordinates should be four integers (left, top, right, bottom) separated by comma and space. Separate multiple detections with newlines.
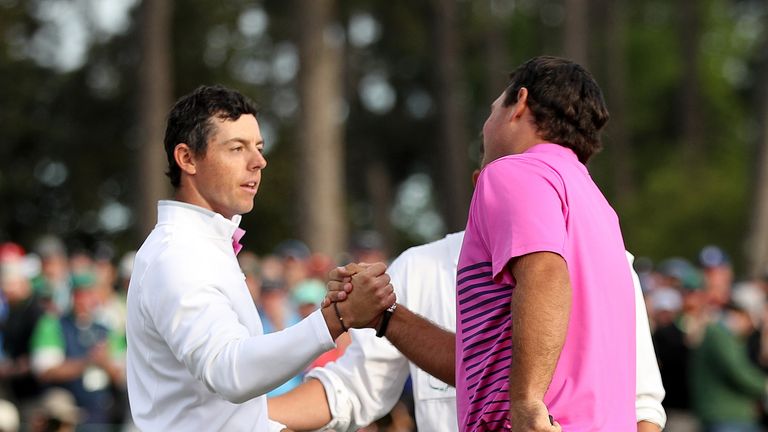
320, 262, 397, 335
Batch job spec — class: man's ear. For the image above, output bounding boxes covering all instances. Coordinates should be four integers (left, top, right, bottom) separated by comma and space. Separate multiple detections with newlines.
511, 87, 529, 120
174, 143, 197, 176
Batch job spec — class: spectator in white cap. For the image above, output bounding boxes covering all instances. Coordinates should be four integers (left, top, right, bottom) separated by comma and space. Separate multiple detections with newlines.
0, 399, 19, 432
650, 286, 683, 329
29, 388, 82, 432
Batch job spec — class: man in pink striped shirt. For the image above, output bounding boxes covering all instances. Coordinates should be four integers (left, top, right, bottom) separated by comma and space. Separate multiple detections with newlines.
456, 56, 636, 431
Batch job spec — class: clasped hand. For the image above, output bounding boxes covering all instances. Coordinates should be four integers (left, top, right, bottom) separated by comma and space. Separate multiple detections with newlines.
322, 262, 395, 329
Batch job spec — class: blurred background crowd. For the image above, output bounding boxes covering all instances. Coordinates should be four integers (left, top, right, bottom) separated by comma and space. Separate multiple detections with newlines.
643, 246, 768, 432
3, 233, 768, 431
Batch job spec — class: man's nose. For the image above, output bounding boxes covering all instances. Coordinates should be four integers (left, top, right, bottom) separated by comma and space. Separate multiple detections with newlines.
250, 150, 267, 170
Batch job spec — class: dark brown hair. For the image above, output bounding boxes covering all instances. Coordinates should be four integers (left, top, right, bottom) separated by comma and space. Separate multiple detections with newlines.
503, 56, 609, 163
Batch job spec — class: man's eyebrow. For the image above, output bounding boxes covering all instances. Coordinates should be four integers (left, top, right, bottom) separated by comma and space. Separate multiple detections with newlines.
221, 137, 265, 146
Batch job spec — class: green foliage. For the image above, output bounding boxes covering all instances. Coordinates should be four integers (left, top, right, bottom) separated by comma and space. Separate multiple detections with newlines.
611, 0, 760, 271
622, 148, 749, 272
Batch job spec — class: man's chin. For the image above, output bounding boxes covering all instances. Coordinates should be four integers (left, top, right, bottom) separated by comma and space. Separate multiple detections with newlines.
238, 201, 255, 215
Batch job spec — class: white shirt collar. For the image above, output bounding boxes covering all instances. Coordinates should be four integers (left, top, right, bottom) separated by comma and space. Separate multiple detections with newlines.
157, 200, 243, 240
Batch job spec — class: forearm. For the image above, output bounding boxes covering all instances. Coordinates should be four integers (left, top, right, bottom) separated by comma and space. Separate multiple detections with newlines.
633, 262, 666, 429
0, 358, 30, 378
38, 359, 89, 383
636, 394, 666, 430
508, 253, 571, 403
201, 310, 335, 403
103, 362, 126, 387
637, 420, 661, 432
286, 329, 412, 432
321, 305, 346, 340
384, 304, 455, 385
268, 379, 331, 431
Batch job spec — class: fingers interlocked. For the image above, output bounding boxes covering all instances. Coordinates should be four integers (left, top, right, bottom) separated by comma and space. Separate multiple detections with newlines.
322, 262, 396, 329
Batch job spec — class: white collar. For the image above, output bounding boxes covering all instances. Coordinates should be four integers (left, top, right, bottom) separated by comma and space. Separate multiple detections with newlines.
157, 200, 243, 241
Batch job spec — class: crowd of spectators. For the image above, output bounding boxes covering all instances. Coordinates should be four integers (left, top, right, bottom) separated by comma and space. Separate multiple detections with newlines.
642, 246, 768, 432
2, 233, 768, 432
0, 235, 130, 431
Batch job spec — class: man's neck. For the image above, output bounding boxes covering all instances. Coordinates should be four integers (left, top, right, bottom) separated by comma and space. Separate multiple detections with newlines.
509, 130, 547, 157
173, 186, 202, 210
171, 188, 229, 219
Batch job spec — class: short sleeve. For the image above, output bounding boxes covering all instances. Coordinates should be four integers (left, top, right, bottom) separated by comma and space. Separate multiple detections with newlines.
30, 314, 65, 373
473, 158, 567, 286
30, 314, 64, 352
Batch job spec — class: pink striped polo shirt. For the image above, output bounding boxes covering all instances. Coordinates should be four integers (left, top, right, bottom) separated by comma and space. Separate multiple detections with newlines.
456, 143, 636, 431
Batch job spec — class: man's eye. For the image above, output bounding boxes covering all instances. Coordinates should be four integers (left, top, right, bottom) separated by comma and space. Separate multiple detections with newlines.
232, 146, 243, 152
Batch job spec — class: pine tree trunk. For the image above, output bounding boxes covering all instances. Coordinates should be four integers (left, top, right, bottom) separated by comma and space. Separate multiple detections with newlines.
480, 1, 509, 100
564, 0, 589, 65
603, 0, 634, 203
678, 0, 703, 163
296, 0, 347, 257
749, 20, 768, 278
366, 161, 394, 255
432, 0, 471, 233
136, 0, 173, 239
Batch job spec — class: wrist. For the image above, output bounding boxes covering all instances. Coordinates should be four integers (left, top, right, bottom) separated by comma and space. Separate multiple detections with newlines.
509, 391, 546, 404
321, 305, 345, 340
332, 302, 348, 332
376, 303, 397, 338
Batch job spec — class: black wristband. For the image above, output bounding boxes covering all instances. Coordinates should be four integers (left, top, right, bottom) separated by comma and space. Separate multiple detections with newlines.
333, 302, 348, 332
376, 303, 397, 338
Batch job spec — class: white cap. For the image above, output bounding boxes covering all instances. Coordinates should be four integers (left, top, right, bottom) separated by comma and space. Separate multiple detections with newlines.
0, 399, 20, 432
732, 282, 766, 325
651, 287, 683, 312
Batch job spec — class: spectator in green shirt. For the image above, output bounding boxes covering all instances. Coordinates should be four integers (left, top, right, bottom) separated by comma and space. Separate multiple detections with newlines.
691, 301, 768, 432
30, 272, 124, 427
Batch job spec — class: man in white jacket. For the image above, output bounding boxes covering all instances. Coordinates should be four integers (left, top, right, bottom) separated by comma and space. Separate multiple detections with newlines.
269, 230, 666, 431
126, 85, 395, 432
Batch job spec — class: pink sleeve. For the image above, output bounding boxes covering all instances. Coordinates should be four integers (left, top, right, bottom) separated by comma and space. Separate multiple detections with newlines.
473, 159, 567, 286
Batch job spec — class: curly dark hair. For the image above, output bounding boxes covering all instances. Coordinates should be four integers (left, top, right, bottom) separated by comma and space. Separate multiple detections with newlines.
163, 85, 259, 188
503, 56, 609, 163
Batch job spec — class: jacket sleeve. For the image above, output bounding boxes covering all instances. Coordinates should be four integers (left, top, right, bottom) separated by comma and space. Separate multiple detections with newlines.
146, 251, 335, 403
708, 324, 767, 398
627, 252, 667, 428
307, 328, 411, 432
